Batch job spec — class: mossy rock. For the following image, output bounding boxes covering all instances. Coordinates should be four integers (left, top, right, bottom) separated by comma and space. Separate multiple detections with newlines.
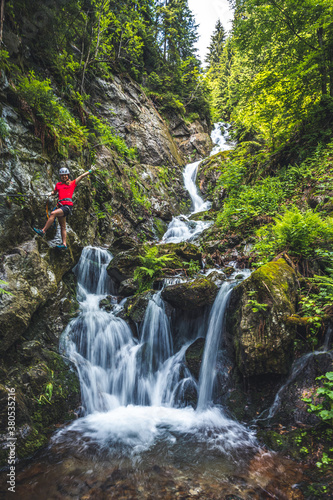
227, 258, 298, 377
107, 242, 202, 285
107, 248, 143, 284
118, 278, 138, 297
157, 242, 202, 265
185, 337, 205, 380
153, 217, 168, 239
161, 276, 218, 310
189, 210, 213, 221
126, 290, 155, 323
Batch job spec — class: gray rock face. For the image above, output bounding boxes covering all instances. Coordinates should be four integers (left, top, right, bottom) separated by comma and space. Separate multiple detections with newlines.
227, 259, 299, 377
92, 77, 185, 166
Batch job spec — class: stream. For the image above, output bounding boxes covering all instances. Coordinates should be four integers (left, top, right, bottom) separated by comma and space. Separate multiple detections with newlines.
0, 124, 306, 499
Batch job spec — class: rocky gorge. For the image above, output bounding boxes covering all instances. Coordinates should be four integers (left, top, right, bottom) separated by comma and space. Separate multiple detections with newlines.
0, 33, 332, 500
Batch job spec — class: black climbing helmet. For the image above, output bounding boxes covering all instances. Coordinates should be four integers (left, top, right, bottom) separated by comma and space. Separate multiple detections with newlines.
59, 167, 70, 177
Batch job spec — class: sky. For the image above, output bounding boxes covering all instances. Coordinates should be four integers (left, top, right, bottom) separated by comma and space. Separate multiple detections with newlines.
187, 0, 234, 64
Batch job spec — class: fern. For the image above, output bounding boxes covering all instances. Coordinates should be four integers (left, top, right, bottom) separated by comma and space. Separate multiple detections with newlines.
134, 246, 173, 292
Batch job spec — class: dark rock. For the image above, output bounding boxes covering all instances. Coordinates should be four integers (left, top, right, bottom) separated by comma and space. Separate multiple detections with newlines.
118, 278, 138, 297
110, 235, 138, 253
126, 290, 155, 323
227, 258, 298, 377
107, 248, 142, 284
185, 338, 205, 380
161, 276, 218, 310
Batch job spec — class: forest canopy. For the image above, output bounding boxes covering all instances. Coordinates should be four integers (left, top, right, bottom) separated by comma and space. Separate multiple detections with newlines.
206, 0, 333, 151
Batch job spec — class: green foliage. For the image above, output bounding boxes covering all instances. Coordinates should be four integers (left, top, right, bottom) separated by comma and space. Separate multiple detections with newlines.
88, 115, 137, 159
184, 259, 201, 277
0, 280, 13, 296
299, 270, 333, 322
246, 291, 268, 314
133, 245, 173, 292
17, 72, 88, 157
0, 118, 9, 139
207, 0, 333, 149
303, 372, 333, 426
216, 177, 284, 230
254, 207, 333, 263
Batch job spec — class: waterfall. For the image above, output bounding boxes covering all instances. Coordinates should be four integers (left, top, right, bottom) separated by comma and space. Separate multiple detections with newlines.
58, 124, 257, 456
197, 282, 235, 410
162, 122, 233, 244
59, 247, 256, 456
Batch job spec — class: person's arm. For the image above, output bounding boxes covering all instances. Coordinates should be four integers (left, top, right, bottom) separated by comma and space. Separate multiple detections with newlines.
46, 187, 57, 196
75, 170, 92, 185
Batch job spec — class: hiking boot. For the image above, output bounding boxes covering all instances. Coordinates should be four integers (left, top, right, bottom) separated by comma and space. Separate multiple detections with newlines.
33, 228, 45, 237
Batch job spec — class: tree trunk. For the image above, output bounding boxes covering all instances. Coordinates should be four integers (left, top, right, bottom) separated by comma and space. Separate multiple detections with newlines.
0, 0, 5, 44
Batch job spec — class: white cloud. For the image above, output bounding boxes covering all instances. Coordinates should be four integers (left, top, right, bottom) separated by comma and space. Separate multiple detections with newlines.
188, 0, 234, 64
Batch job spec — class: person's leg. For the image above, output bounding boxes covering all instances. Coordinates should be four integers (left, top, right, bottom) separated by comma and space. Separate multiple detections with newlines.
58, 215, 67, 246
42, 208, 64, 233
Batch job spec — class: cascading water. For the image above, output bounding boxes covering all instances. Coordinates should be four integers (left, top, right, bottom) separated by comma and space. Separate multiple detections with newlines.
60, 247, 256, 455
57, 124, 257, 458
198, 270, 251, 410
162, 123, 234, 244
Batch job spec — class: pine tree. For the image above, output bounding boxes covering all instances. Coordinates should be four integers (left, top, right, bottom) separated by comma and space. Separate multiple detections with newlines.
205, 20, 226, 68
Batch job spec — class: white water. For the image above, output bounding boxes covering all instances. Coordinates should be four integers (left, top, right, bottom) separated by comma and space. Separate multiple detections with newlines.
257, 326, 333, 421
58, 125, 257, 457
162, 123, 234, 244
59, 247, 256, 456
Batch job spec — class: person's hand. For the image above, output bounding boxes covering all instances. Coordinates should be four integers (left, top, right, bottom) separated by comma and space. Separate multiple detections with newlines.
46, 191, 54, 196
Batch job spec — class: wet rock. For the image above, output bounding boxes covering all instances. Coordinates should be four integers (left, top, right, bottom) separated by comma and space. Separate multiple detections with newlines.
107, 248, 142, 284
185, 338, 205, 380
118, 278, 138, 297
227, 258, 298, 377
126, 290, 155, 323
99, 295, 118, 312
164, 112, 212, 160
267, 351, 333, 428
110, 235, 138, 253
222, 266, 234, 277
161, 276, 218, 310
158, 242, 202, 266
197, 150, 232, 206
0, 238, 81, 352
206, 271, 227, 288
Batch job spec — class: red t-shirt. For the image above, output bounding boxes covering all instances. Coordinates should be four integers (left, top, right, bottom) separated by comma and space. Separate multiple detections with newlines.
54, 180, 77, 206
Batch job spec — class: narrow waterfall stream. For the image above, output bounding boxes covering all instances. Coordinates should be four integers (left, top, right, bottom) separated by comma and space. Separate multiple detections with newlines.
5, 124, 305, 499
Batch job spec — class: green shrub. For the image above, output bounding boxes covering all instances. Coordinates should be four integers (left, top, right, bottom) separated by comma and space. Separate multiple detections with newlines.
0, 280, 13, 296
88, 115, 137, 159
0, 117, 9, 139
134, 246, 173, 293
303, 372, 333, 425
17, 72, 88, 157
254, 207, 333, 262
216, 177, 284, 229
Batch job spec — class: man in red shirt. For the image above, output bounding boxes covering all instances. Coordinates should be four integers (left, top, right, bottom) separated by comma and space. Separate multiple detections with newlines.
33, 167, 92, 249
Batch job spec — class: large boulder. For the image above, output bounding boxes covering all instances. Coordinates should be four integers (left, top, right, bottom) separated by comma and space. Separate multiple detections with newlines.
227, 258, 298, 377
162, 276, 218, 311
0, 237, 82, 352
